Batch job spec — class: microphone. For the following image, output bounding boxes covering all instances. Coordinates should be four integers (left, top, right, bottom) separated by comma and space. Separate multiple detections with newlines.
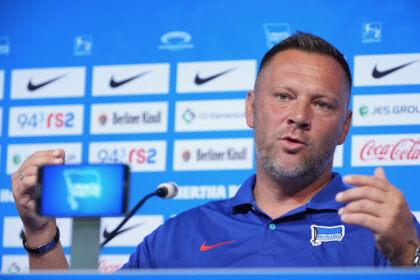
100, 182, 178, 248
156, 182, 178, 199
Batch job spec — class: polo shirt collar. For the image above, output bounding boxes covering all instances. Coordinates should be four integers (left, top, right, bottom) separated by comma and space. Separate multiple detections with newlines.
230, 172, 347, 215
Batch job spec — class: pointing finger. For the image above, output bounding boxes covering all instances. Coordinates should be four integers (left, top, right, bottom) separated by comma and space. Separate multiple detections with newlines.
373, 167, 387, 180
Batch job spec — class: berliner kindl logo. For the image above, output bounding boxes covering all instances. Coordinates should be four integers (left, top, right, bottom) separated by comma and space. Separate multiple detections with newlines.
310, 225, 345, 246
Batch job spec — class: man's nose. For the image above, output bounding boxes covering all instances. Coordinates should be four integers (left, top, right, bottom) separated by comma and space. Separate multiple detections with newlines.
287, 102, 311, 130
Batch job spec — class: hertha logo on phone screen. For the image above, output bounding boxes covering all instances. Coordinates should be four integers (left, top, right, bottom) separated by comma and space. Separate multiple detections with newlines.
89, 141, 166, 172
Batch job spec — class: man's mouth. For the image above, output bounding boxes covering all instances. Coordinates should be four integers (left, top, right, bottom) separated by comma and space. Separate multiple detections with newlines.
283, 136, 305, 145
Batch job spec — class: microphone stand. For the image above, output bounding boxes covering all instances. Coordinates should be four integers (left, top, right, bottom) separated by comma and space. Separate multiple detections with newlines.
100, 188, 167, 248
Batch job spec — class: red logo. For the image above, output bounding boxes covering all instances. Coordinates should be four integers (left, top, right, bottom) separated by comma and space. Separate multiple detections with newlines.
359, 138, 420, 161
200, 240, 235, 251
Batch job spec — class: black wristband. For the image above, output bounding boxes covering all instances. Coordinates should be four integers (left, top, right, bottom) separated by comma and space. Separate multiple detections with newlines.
22, 226, 60, 255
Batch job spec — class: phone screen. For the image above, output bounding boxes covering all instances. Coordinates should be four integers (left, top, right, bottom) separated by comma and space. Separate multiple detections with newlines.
36, 164, 129, 217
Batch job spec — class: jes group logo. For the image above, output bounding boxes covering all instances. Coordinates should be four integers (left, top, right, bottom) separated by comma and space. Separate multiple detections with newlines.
353, 94, 420, 126
89, 141, 166, 172
9, 105, 84, 136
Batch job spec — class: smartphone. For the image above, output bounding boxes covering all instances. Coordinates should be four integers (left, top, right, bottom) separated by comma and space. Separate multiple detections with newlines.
36, 163, 130, 217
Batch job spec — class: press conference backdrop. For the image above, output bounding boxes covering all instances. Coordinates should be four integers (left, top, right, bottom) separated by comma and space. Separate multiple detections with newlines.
1, 0, 420, 274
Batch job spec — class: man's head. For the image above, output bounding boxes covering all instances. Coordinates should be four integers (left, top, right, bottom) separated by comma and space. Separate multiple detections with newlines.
257, 32, 352, 104
246, 32, 352, 189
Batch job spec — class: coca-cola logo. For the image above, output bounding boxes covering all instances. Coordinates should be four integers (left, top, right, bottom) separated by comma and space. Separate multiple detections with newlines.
98, 259, 123, 273
360, 138, 420, 161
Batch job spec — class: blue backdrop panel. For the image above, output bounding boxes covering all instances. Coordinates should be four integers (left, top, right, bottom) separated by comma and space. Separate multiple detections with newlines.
0, 0, 419, 273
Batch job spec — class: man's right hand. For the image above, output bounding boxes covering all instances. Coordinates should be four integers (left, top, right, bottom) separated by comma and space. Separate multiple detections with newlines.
11, 149, 68, 269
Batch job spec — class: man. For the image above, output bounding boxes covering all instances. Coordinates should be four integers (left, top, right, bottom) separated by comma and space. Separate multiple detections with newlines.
12, 32, 420, 269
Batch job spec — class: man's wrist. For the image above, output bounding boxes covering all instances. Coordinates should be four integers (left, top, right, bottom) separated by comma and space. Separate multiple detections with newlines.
22, 226, 60, 255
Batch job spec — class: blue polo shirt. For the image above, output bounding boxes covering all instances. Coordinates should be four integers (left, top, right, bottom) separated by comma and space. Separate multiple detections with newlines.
122, 173, 420, 268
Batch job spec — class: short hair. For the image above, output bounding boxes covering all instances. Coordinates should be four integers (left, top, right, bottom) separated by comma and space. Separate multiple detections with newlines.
258, 32, 352, 90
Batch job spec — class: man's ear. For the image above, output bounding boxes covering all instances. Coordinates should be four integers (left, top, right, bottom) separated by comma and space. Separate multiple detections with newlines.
338, 110, 352, 145
245, 90, 255, 128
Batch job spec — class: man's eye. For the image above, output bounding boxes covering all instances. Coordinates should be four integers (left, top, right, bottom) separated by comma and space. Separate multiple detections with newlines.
317, 101, 331, 109
278, 94, 288, 100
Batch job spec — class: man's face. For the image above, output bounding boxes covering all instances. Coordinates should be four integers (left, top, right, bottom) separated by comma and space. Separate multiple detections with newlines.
246, 49, 352, 184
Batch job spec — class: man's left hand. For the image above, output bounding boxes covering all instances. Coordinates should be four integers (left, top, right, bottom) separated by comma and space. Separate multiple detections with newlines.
336, 167, 418, 265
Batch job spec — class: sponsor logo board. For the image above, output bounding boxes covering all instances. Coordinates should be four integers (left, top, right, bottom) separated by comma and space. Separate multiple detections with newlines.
176, 60, 256, 93
353, 93, 420, 126
9, 105, 84, 137
1, 255, 29, 274
90, 102, 168, 134
175, 99, 249, 131
0, 188, 14, 203
89, 141, 166, 172
351, 134, 420, 166
413, 212, 420, 223
333, 145, 343, 168
3, 217, 72, 247
92, 63, 169, 96
0, 107, 2, 137
7, 143, 82, 174
173, 138, 254, 170
100, 215, 163, 247
11, 67, 85, 99
1, 255, 70, 274
0, 69, 4, 99
175, 184, 241, 200
354, 53, 420, 86
98, 255, 130, 273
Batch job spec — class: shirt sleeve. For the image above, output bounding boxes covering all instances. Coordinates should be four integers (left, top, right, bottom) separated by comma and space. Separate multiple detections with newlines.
119, 240, 153, 269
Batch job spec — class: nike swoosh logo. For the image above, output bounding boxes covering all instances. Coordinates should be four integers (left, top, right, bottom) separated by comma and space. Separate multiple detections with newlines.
372, 60, 417, 79
194, 68, 235, 85
200, 240, 235, 251
27, 74, 66, 91
102, 222, 144, 239
109, 71, 150, 88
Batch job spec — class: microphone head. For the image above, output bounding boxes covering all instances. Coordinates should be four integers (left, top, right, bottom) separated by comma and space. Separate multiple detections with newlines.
157, 182, 178, 199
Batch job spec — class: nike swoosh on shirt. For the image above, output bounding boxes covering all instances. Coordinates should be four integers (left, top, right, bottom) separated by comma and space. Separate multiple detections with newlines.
27, 74, 66, 91
200, 240, 235, 251
102, 222, 144, 239
194, 68, 235, 85
109, 71, 150, 88
371, 60, 417, 79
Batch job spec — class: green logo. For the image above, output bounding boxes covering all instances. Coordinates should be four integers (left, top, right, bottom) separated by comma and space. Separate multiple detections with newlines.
359, 105, 369, 117
182, 108, 196, 124
12, 154, 21, 165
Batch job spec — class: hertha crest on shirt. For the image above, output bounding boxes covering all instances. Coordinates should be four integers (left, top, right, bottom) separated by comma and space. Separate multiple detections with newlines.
310, 225, 345, 246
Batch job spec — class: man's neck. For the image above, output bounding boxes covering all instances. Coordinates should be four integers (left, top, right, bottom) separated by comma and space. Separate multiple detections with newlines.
253, 166, 333, 219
